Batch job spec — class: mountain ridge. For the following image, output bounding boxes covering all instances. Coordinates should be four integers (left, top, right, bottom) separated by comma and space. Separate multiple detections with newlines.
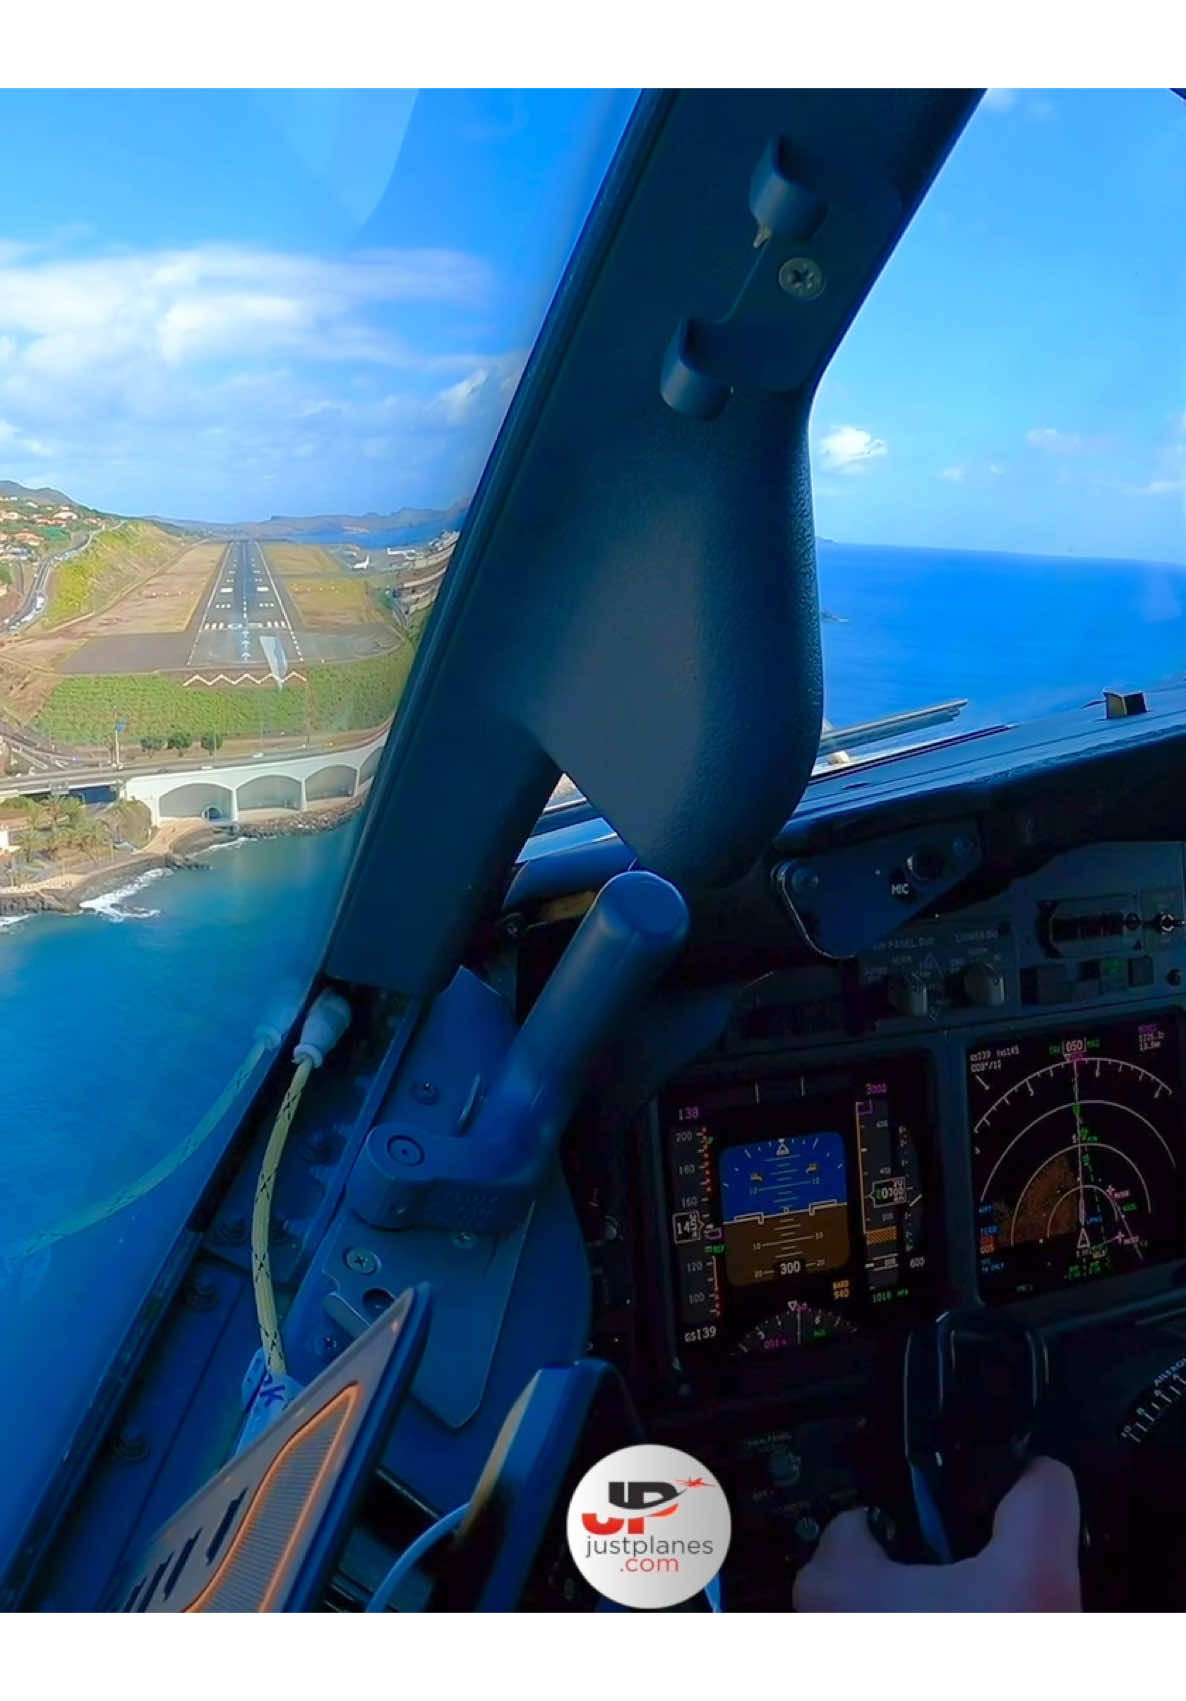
148, 498, 470, 543
0, 479, 78, 506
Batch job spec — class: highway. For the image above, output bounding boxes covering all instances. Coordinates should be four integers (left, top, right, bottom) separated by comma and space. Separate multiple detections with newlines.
188, 540, 304, 670
1, 527, 105, 635
0, 727, 386, 800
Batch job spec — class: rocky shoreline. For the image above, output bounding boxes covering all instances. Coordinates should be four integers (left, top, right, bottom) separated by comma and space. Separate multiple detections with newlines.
0, 793, 365, 917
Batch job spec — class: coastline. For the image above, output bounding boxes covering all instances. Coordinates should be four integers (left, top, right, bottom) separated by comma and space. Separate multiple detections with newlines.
0, 791, 366, 917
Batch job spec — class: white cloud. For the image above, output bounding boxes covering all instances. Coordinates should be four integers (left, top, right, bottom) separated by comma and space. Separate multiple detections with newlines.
817, 424, 888, 475
1126, 478, 1186, 497
429, 357, 526, 427
939, 465, 966, 483
0, 238, 528, 518
1026, 426, 1083, 454
0, 243, 493, 377
989, 464, 1005, 477
981, 89, 1054, 119
0, 417, 58, 457
432, 368, 496, 426
1124, 439, 1186, 498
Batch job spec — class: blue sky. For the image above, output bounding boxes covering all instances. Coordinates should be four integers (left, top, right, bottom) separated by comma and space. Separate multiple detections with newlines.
0, 90, 634, 520
812, 87, 1186, 563
0, 87, 1184, 553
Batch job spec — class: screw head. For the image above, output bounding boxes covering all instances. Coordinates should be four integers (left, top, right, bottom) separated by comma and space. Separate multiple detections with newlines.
112, 1423, 150, 1463
790, 864, 820, 897
778, 256, 826, 300
344, 1245, 379, 1275
387, 1133, 424, 1167
411, 1080, 439, 1105
184, 1270, 218, 1311
451, 1230, 478, 1250
214, 1213, 247, 1246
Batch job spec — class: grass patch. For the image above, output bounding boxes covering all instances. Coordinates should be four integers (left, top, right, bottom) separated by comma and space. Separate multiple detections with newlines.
44, 522, 187, 629
33, 647, 414, 746
262, 543, 342, 577
285, 576, 376, 626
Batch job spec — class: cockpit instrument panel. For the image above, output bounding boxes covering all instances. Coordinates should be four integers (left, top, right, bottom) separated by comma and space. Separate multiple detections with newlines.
660, 1055, 936, 1364
970, 1015, 1186, 1302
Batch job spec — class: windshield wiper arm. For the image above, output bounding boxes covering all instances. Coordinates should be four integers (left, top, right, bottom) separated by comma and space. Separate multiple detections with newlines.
818, 698, 968, 756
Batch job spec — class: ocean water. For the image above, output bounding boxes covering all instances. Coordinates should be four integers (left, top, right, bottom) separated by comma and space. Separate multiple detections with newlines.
0, 825, 359, 1554
817, 541, 1186, 734
2, 537, 1185, 1557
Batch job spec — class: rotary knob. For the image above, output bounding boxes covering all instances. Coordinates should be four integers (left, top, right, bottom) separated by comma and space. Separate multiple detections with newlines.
887, 974, 929, 1018
962, 961, 1006, 1007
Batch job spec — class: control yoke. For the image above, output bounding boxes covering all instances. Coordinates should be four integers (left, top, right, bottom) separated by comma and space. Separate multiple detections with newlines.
901, 1309, 1047, 1563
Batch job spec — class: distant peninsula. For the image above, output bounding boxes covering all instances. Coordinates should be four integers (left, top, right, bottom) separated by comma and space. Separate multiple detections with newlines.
151, 499, 470, 546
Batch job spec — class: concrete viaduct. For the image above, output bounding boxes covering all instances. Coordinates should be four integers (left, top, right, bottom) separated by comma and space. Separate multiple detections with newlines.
120, 733, 388, 826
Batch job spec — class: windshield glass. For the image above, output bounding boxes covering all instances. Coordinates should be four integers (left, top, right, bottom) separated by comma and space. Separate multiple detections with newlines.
811, 86, 1186, 771
539, 89, 1186, 821
0, 87, 634, 1559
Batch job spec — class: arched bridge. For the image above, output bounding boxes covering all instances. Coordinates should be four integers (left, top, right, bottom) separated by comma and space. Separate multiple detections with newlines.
122, 733, 388, 825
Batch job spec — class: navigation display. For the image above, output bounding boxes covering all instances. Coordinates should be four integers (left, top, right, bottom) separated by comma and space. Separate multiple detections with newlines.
969, 1016, 1186, 1303
661, 1055, 935, 1363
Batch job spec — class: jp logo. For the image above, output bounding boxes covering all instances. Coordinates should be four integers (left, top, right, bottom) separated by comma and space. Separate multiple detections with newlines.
566, 1444, 731, 1609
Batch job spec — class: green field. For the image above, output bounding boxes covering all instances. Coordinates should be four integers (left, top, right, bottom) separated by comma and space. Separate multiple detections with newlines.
262, 543, 343, 577
34, 646, 414, 745
44, 522, 186, 628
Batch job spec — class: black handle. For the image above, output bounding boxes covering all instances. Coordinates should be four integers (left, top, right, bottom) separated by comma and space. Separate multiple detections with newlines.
901, 1310, 1048, 1563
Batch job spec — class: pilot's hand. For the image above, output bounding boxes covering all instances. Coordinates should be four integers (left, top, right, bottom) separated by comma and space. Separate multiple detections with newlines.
793, 1456, 1081, 1612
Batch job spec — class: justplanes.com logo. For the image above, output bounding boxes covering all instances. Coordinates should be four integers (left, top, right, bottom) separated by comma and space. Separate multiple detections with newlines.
565, 1444, 731, 1609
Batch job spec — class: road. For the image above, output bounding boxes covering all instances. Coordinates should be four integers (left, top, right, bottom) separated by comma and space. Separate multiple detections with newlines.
1, 528, 105, 635
188, 540, 305, 670
0, 719, 94, 774
0, 726, 387, 800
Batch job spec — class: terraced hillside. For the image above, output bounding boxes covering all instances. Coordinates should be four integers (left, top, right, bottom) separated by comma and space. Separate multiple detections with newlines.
44, 523, 191, 629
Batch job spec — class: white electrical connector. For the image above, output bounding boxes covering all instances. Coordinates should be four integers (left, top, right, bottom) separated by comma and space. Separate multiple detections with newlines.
292, 989, 352, 1070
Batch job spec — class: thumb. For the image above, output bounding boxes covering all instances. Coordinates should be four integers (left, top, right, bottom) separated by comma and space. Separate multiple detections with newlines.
794, 1507, 904, 1611
978, 1456, 1082, 1611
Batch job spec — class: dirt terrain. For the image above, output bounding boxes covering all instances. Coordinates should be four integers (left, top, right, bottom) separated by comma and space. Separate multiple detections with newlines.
79, 541, 226, 636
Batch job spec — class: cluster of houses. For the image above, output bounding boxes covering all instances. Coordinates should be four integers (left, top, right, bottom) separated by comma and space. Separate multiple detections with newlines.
0, 505, 78, 524
0, 502, 84, 568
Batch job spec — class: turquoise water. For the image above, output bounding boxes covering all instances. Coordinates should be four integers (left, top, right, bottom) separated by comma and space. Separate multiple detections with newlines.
817, 541, 1186, 732
0, 824, 359, 1555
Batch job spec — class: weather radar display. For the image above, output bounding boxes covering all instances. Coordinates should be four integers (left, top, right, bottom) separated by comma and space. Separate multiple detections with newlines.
969, 1017, 1186, 1301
